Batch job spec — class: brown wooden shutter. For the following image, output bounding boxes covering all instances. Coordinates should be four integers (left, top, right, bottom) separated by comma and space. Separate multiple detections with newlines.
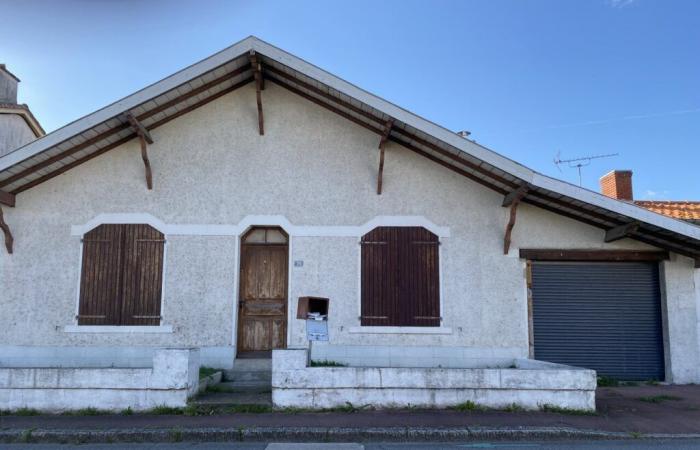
361, 227, 440, 327
360, 227, 394, 326
78, 224, 164, 326
77, 224, 124, 325
120, 224, 165, 326
403, 227, 440, 326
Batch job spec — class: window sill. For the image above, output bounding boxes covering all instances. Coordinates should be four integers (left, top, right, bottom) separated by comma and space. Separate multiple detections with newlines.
348, 326, 452, 335
63, 325, 173, 334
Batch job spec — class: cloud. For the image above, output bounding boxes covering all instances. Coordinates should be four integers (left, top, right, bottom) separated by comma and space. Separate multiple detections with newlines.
517, 107, 700, 133
645, 189, 671, 200
608, 0, 637, 8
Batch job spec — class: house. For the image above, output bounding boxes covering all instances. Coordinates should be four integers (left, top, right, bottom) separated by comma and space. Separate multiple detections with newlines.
600, 170, 700, 225
1, 37, 699, 411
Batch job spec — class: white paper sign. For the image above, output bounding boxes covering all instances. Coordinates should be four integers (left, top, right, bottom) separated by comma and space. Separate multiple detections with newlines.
306, 319, 329, 342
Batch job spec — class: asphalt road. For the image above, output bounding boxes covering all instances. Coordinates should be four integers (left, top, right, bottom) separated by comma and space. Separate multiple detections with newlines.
5, 441, 700, 449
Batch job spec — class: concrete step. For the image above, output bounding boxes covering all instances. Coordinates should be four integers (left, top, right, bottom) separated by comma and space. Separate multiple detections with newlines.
223, 370, 271, 383
217, 381, 271, 393
192, 391, 272, 407
230, 358, 272, 372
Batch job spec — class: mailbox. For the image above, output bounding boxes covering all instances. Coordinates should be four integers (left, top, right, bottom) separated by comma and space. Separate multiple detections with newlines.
297, 296, 329, 320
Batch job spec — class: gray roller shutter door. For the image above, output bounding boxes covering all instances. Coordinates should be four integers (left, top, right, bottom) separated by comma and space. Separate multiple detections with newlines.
531, 261, 664, 381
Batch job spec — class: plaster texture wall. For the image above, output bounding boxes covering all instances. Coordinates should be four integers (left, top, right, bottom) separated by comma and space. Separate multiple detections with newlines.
0, 114, 36, 156
0, 82, 697, 379
0, 349, 199, 412
272, 349, 596, 411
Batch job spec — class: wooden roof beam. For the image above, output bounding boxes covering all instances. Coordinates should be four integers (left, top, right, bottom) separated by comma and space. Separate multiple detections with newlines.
0, 189, 15, 207
503, 184, 530, 207
124, 113, 154, 190
605, 221, 640, 243
377, 119, 394, 195
250, 51, 264, 135
125, 113, 153, 144
502, 184, 529, 254
0, 206, 13, 254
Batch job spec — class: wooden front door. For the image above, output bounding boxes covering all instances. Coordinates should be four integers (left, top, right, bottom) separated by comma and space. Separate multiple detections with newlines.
237, 227, 289, 353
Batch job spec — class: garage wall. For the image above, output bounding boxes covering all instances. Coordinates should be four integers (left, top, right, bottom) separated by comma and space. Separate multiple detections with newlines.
662, 258, 700, 383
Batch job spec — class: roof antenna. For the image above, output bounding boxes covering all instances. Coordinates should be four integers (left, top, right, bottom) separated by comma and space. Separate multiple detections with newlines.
554, 152, 619, 187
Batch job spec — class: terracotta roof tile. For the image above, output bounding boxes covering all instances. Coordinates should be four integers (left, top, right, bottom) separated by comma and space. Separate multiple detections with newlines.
635, 201, 700, 221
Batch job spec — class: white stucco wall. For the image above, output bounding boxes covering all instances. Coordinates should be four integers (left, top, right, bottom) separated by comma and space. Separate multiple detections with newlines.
0, 82, 697, 381
0, 348, 199, 412
0, 114, 36, 157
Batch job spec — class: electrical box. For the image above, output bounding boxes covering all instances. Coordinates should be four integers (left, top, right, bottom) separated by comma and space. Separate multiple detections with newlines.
297, 296, 329, 320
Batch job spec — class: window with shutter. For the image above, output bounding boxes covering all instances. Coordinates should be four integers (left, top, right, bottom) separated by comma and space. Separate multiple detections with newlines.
360, 226, 440, 327
77, 224, 165, 326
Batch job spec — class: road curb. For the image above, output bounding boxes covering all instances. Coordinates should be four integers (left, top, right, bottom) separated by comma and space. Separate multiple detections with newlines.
3, 426, 700, 444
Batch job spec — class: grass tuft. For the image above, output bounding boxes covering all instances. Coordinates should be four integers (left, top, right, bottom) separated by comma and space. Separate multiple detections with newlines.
199, 366, 220, 380
501, 403, 525, 412
540, 404, 597, 416
170, 427, 183, 442
637, 395, 682, 404
310, 360, 347, 367
120, 407, 134, 416
452, 401, 483, 412
13, 408, 41, 416
19, 429, 35, 444
63, 407, 109, 416
223, 404, 273, 414
596, 376, 619, 387
148, 405, 185, 415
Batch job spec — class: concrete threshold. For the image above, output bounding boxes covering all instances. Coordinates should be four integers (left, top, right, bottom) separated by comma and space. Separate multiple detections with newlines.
2, 426, 700, 445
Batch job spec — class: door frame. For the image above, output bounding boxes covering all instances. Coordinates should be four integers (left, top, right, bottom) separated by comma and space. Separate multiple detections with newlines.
236, 226, 290, 355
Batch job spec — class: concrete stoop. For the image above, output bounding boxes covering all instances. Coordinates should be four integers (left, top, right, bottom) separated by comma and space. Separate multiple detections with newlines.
194, 358, 272, 407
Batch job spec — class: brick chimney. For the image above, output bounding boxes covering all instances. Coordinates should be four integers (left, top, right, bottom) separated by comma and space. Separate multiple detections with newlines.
600, 170, 633, 201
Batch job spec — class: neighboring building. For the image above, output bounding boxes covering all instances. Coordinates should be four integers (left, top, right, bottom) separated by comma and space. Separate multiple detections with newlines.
1, 37, 699, 401
0, 64, 44, 157
601, 170, 700, 225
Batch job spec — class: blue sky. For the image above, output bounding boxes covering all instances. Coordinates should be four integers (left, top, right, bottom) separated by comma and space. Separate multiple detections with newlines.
1, 0, 698, 198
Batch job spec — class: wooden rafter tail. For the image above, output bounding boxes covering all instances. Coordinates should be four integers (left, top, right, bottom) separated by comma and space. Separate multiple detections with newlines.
605, 221, 640, 243
502, 184, 529, 255
139, 135, 153, 190
0, 189, 15, 207
124, 113, 154, 190
376, 119, 394, 195
0, 206, 13, 254
250, 50, 264, 135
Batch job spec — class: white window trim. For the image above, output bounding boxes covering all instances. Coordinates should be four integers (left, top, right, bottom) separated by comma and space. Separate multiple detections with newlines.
71, 213, 450, 238
348, 326, 452, 335
63, 325, 173, 333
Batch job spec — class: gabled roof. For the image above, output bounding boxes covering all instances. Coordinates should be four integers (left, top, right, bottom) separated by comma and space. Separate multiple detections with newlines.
1, 36, 699, 262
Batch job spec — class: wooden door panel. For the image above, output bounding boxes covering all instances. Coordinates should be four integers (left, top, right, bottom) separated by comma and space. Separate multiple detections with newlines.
272, 319, 286, 349
252, 247, 287, 300
242, 301, 286, 316
238, 239, 288, 353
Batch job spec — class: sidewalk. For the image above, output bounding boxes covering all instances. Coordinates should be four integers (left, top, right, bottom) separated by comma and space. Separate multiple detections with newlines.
2, 385, 700, 443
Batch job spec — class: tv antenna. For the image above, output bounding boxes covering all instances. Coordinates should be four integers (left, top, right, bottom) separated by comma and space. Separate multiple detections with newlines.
554, 152, 619, 187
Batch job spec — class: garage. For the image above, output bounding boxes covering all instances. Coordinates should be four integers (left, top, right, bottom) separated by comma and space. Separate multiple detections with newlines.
529, 257, 665, 381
